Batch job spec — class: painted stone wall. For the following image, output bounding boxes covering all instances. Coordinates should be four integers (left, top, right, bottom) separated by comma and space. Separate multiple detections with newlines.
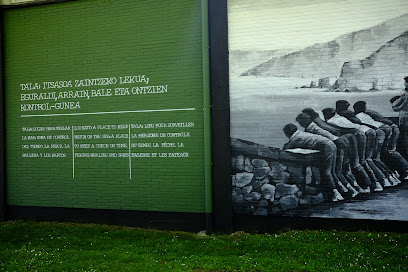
232, 138, 325, 216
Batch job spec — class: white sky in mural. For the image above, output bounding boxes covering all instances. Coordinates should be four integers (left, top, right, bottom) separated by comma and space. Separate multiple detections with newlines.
228, 0, 408, 50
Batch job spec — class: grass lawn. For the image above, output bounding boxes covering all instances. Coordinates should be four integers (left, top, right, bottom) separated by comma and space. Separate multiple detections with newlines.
0, 221, 407, 271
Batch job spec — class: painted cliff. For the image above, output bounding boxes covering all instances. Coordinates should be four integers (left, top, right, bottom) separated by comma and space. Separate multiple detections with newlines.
331, 31, 408, 91
229, 50, 293, 77
241, 13, 408, 78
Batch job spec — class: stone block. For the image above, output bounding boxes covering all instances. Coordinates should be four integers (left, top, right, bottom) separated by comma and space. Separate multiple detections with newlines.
241, 185, 253, 195
244, 192, 262, 202
252, 178, 270, 191
251, 180, 262, 192
253, 167, 271, 179
311, 193, 324, 204
279, 195, 299, 211
259, 199, 269, 207
268, 167, 282, 180
273, 179, 285, 184
232, 175, 236, 186
252, 159, 269, 168
231, 157, 236, 169
245, 157, 254, 172
269, 161, 280, 169
279, 163, 288, 172
275, 183, 299, 198
259, 177, 270, 187
232, 193, 244, 204
235, 155, 245, 171
305, 185, 320, 194
235, 173, 253, 188
280, 171, 291, 183
261, 184, 276, 201
299, 195, 312, 206
232, 187, 242, 195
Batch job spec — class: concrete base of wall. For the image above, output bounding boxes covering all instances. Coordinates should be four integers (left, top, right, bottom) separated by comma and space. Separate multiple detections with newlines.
7, 206, 207, 232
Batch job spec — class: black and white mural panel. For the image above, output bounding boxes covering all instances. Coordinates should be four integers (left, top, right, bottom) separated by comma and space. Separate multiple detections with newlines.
229, 0, 408, 220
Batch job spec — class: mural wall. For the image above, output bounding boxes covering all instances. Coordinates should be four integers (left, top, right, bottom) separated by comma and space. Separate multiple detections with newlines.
229, 0, 408, 220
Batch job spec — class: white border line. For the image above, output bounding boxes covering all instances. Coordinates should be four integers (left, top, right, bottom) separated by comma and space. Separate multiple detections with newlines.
21, 108, 196, 118
129, 124, 131, 180
72, 126, 75, 178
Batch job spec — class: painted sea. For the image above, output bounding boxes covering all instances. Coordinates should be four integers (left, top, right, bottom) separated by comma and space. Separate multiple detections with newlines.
230, 76, 402, 148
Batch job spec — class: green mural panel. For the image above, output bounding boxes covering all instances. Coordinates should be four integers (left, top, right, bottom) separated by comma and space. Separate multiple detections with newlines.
4, 0, 206, 212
